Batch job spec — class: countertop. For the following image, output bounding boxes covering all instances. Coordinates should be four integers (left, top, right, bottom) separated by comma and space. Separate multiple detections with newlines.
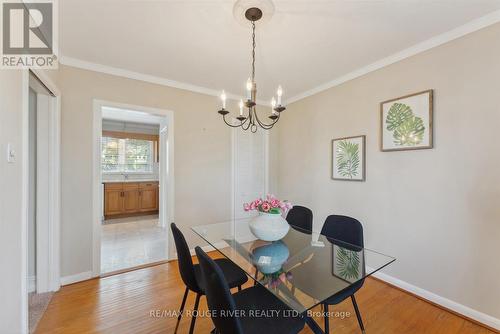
102, 179, 159, 184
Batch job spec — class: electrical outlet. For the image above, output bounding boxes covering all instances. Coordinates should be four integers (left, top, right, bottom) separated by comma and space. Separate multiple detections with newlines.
7, 143, 15, 163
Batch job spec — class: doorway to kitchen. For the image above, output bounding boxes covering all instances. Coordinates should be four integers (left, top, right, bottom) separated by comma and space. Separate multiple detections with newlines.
92, 101, 174, 276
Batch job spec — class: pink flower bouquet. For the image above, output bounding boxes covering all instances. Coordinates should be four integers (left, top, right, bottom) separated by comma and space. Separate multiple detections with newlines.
243, 194, 292, 215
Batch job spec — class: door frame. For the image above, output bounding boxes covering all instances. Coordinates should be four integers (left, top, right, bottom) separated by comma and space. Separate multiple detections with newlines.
92, 100, 174, 277
21, 69, 61, 332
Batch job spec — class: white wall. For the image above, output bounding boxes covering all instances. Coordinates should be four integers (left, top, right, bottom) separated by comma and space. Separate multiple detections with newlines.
276, 23, 500, 320
0, 70, 26, 333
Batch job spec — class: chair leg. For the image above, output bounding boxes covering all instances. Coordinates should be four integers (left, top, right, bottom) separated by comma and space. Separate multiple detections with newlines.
238, 285, 242, 292
351, 295, 366, 334
174, 287, 189, 334
323, 303, 330, 334
189, 293, 201, 334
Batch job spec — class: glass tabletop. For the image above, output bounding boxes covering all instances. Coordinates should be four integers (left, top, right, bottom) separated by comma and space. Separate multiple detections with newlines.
192, 218, 396, 313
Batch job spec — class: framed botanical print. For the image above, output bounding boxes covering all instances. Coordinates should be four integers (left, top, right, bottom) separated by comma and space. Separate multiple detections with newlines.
380, 90, 433, 152
331, 135, 365, 181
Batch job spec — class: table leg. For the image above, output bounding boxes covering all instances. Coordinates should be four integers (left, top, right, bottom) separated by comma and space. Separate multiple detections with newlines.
305, 315, 325, 334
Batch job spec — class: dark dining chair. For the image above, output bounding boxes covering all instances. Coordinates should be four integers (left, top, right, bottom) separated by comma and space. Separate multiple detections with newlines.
170, 223, 249, 334
286, 205, 313, 233
194, 246, 306, 334
320, 215, 366, 334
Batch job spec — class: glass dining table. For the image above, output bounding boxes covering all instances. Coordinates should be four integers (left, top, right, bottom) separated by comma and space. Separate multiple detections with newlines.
192, 218, 396, 334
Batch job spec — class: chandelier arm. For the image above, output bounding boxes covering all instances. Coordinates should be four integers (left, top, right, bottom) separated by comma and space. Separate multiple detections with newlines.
241, 116, 250, 127
254, 117, 275, 129
253, 107, 279, 129
242, 121, 251, 131
254, 113, 274, 129
256, 117, 278, 130
241, 109, 252, 130
222, 114, 243, 128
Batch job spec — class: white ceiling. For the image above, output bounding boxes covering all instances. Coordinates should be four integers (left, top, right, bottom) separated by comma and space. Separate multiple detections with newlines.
60, 0, 500, 102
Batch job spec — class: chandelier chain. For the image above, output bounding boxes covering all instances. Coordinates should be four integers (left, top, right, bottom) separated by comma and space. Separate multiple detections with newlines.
251, 21, 256, 82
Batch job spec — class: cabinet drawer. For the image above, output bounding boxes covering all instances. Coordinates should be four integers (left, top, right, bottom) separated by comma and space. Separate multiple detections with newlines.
139, 182, 158, 189
104, 183, 123, 190
123, 182, 139, 190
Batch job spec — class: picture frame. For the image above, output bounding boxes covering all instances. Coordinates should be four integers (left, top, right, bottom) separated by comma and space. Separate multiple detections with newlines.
331, 135, 366, 181
380, 89, 433, 152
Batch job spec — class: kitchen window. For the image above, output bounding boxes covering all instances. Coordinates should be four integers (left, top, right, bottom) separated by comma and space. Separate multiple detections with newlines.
102, 136, 155, 173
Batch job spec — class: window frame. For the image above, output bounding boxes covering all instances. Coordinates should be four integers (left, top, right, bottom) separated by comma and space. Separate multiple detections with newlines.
101, 131, 159, 174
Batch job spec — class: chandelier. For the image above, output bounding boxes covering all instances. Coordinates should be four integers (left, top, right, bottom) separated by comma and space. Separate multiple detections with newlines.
217, 7, 286, 133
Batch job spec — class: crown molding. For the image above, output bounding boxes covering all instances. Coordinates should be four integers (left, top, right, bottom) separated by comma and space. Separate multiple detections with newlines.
287, 9, 500, 104
59, 56, 267, 105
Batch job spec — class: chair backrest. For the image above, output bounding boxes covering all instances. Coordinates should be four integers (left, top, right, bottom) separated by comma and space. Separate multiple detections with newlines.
286, 205, 313, 233
321, 215, 364, 248
195, 246, 244, 334
170, 223, 200, 293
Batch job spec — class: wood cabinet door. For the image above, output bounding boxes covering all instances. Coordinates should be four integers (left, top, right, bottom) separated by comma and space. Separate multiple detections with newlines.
139, 187, 158, 212
105, 189, 123, 216
122, 183, 139, 213
123, 189, 140, 213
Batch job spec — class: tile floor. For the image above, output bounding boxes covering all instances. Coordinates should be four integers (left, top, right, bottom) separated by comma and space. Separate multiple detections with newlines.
101, 215, 168, 274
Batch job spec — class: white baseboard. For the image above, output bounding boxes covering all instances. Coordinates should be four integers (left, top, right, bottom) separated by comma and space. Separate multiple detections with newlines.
60, 271, 93, 286
187, 241, 228, 257
371, 269, 500, 331
170, 241, 231, 259
28, 276, 36, 293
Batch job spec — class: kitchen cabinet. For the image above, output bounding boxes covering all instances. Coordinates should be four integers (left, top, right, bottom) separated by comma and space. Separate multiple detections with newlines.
104, 181, 159, 219
139, 182, 158, 212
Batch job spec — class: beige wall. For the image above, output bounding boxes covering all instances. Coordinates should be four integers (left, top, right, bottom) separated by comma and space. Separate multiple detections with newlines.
276, 23, 500, 319
0, 70, 25, 333
55, 65, 270, 277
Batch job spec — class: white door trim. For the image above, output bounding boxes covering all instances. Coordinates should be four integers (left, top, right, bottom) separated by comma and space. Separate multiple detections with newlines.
92, 100, 175, 277
22, 69, 61, 333
21, 70, 29, 334
36, 93, 50, 293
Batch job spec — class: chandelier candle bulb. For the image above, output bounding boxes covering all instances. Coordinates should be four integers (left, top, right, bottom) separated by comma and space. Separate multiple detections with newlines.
271, 97, 277, 114
246, 78, 252, 100
221, 90, 227, 109
239, 99, 244, 116
277, 85, 283, 105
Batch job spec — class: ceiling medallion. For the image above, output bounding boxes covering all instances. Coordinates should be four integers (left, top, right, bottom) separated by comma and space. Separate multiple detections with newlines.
218, 6, 285, 133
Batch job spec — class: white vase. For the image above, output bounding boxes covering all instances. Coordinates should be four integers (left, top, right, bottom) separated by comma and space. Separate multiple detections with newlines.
248, 212, 290, 242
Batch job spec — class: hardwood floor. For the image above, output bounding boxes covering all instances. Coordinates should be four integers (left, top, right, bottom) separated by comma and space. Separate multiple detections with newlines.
37, 257, 494, 334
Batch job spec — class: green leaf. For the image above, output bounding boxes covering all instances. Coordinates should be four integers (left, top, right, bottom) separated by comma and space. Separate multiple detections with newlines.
392, 116, 425, 146
336, 140, 360, 178
386, 103, 413, 131
336, 247, 360, 280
